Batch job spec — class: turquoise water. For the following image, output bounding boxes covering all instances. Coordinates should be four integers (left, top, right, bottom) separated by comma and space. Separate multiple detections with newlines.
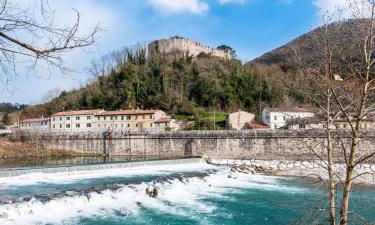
0, 162, 374, 225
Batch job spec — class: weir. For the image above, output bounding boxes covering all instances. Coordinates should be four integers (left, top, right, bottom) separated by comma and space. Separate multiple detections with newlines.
0, 157, 206, 177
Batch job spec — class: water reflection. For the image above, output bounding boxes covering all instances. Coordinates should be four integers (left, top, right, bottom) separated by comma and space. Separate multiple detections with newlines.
0, 154, 194, 169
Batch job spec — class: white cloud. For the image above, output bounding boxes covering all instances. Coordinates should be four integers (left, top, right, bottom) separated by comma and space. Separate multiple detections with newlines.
312, 0, 372, 19
219, 0, 247, 5
313, 0, 348, 13
147, 0, 209, 14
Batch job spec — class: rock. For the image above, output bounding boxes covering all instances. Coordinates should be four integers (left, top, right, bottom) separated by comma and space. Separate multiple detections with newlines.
146, 185, 158, 197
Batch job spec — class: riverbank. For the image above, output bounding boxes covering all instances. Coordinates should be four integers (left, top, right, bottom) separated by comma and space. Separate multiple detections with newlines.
208, 159, 375, 186
0, 138, 102, 158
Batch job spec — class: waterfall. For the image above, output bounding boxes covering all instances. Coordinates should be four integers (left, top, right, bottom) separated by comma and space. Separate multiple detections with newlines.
0, 157, 206, 177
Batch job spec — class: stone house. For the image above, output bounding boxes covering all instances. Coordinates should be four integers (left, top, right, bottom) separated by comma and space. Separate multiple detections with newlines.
95, 109, 166, 131
50, 109, 105, 132
19, 117, 50, 132
227, 111, 255, 130
262, 107, 315, 129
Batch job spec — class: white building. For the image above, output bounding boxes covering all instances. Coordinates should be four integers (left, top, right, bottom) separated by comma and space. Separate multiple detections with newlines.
95, 109, 167, 131
50, 109, 105, 132
19, 118, 50, 132
227, 111, 255, 130
262, 107, 315, 129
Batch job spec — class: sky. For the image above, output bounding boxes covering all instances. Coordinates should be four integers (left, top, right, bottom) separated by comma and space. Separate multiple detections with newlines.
0, 0, 348, 104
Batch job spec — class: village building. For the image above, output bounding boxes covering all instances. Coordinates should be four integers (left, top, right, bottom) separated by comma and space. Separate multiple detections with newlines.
154, 118, 180, 131
227, 111, 255, 130
262, 107, 315, 129
286, 116, 324, 130
19, 117, 50, 132
50, 109, 105, 132
95, 109, 166, 131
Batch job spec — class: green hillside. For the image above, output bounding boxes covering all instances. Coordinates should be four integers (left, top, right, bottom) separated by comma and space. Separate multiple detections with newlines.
20, 46, 295, 122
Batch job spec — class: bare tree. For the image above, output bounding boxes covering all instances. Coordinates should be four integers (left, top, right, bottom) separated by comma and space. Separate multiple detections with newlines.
286, 1, 375, 224
0, 0, 101, 87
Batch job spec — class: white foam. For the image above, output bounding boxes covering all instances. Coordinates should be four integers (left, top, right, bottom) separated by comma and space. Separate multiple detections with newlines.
0, 163, 216, 188
0, 168, 307, 225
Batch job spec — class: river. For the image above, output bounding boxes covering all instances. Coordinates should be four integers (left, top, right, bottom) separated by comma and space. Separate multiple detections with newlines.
0, 157, 374, 225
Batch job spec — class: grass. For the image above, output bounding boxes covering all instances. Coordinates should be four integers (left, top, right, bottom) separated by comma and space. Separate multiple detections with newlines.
0, 138, 104, 158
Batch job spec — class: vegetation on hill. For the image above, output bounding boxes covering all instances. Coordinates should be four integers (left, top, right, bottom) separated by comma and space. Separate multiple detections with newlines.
250, 19, 367, 72
19, 45, 301, 121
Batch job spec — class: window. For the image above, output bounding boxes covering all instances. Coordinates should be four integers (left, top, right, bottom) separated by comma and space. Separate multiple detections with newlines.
150, 123, 153, 127
115, 124, 118, 128
135, 116, 138, 120
343, 124, 347, 129
60, 124, 62, 128
87, 116, 91, 120
60, 117, 62, 121
98, 117, 100, 120
76, 124, 80, 128
66, 117, 70, 120
127, 124, 130, 128
135, 123, 138, 127
274, 125, 277, 129
115, 116, 118, 120
110, 116, 113, 120
283, 116, 286, 121
53, 125, 55, 128
66, 124, 70, 128
76, 116, 80, 120
53, 118, 55, 121
274, 116, 277, 121
127, 116, 131, 120
121, 116, 124, 120
104, 116, 106, 120
150, 115, 152, 119
142, 115, 145, 119
87, 123, 91, 128
299, 124, 306, 129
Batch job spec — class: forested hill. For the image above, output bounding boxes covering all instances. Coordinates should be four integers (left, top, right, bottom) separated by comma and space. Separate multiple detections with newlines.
249, 19, 367, 70
20, 47, 301, 120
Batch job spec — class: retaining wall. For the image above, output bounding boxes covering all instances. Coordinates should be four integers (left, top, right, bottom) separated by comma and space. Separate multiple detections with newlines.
12, 130, 375, 160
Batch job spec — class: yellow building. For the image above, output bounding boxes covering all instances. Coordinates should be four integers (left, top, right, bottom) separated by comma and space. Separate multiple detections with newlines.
95, 109, 166, 131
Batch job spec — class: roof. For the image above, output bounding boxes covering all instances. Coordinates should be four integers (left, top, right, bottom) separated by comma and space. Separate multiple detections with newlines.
20, 118, 49, 123
155, 118, 172, 123
264, 107, 313, 113
98, 109, 160, 116
245, 121, 269, 129
52, 109, 104, 116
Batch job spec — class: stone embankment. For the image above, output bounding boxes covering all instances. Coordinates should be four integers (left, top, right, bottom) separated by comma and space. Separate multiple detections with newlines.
209, 159, 375, 185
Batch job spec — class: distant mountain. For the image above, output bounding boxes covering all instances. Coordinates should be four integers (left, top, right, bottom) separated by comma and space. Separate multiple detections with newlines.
249, 19, 367, 70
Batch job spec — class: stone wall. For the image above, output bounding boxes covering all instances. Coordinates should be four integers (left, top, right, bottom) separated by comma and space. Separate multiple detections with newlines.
12, 130, 375, 161
148, 37, 231, 59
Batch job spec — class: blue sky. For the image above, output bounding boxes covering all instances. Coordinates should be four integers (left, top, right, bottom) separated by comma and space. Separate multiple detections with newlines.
0, 0, 344, 104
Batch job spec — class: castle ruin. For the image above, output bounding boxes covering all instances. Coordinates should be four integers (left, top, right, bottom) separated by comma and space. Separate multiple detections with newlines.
148, 36, 231, 59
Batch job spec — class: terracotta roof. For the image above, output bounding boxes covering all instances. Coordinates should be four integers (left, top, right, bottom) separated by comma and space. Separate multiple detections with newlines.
52, 109, 104, 116
264, 107, 313, 113
98, 109, 160, 116
246, 121, 269, 129
20, 118, 49, 123
155, 118, 172, 123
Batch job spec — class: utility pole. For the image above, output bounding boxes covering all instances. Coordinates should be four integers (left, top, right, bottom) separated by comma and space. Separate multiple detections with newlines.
213, 111, 216, 130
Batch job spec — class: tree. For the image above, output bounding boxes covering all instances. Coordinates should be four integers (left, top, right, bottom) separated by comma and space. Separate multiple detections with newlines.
2, 112, 9, 125
0, 0, 101, 86
288, 1, 375, 224
217, 44, 236, 58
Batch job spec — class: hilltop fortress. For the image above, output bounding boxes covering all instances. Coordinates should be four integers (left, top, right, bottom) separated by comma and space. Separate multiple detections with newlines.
148, 36, 231, 59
